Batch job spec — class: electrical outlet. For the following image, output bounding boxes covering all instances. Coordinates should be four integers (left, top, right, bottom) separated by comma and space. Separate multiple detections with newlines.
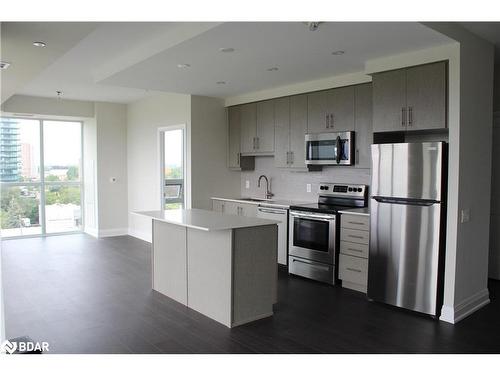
461, 208, 470, 223
245, 180, 250, 189
306, 184, 312, 193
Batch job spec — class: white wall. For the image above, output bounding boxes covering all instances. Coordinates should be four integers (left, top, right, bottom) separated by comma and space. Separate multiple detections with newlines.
95, 102, 128, 236
190, 96, 240, 210
127, 93, 191, 242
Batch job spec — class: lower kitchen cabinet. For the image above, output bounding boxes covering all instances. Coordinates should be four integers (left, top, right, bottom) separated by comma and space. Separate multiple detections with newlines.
339, 213, 370, 293
212, 199, 258, 217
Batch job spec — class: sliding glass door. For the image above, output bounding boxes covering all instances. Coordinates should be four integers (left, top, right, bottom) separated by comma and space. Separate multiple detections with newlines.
0, 117, 83, 238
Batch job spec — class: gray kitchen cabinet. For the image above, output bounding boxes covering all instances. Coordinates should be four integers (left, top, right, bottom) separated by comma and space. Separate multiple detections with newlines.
274, 95, 308, 169
373, 61, 447, 133
354, 83, 373, 169
240, 103, 256, 154
406, 62, 447, 130
211, 199, 258, 218
256, 100, 275, 153
372, 69, 407, 132
307, 90, 329, 134
289, 94, 308, 168
274, 97, 290, 168
227, 106, 241, 169
328, 86, 355, 131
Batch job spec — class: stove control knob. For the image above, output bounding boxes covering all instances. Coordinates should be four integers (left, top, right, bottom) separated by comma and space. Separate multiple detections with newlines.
357, 188, 363, 192
348, 187, 353, 192
320, 185, 328, 190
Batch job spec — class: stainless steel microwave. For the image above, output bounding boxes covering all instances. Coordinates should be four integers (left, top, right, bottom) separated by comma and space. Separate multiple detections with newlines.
305, 131, 355, 166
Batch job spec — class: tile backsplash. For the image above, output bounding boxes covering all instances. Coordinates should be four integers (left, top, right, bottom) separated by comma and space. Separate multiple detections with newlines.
241, 156, 371, 202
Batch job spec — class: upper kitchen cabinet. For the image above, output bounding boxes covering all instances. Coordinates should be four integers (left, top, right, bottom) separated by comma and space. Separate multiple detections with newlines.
240, 103, 257, 154
256, 100, 275, 153
239, 101, 275, 154
274, 95, 308, 169
328, 86, 355, 132
405, 62, 447, 130
372, 69, 407, 132
354, 83, 373, 169
227, 106, 241, 169
372, 61, 447, 133
307, 86, 355, 134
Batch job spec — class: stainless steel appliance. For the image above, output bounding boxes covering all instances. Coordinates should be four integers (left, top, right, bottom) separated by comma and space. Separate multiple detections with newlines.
369, 142, 447, 317
305, 131, 355, 166
289, 183, 368, 284
257, 206, 288, 266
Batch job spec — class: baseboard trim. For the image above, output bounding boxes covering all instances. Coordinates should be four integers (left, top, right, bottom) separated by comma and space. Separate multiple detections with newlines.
440, 288, 490, 324
84, 227, 98, 238
128, 228, 152, 243
98, 228, 129, 238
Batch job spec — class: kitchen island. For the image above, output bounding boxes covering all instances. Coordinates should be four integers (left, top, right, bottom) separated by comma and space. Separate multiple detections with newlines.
134, 209, 278, 328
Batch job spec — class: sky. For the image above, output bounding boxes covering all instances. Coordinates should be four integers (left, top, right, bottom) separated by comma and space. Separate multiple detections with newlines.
15, 118, 81, 167
164, 129, 183, 168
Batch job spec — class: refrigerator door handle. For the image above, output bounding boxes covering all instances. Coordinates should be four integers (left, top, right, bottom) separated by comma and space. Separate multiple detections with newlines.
372, 196, 439, 206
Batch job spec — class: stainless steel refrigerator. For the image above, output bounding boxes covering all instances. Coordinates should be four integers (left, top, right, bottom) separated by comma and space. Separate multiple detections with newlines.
368, 142, 446, 316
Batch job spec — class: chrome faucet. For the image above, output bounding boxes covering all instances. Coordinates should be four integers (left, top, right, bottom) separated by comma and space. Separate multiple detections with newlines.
258, 175, 274, 200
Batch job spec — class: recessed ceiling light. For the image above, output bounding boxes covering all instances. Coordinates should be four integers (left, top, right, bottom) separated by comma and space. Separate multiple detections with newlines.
216, 81, 226, 85
33, 41, 47, 47
266, 67, 279, 72
331, 50, 345, 55
0, 61, 11, 70
56, 90, 63, 98
219, 47, 235, 53
177, 63, 191, 68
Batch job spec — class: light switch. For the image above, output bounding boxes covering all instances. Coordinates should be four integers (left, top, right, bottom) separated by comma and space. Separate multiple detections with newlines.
306, 184, 312, 193
245, 180, 250, 189
461, 209, 470, 223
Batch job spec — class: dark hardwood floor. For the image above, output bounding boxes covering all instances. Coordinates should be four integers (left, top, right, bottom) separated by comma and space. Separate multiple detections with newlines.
2, 234, 499, 354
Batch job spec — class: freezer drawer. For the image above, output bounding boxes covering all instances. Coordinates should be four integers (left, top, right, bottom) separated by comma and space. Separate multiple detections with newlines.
371, 142, 443, 201
368, 198, 442, 315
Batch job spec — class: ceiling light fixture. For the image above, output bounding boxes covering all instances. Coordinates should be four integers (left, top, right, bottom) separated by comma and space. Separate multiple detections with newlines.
304, 22, 322, 31
0, 61, 11, 70
219, 47, 235, 53
216, 81, 226, 85
331, 50, 345, 55
33, 41, 47, 47
266, 67, 279, 72
177, 63, 191, 68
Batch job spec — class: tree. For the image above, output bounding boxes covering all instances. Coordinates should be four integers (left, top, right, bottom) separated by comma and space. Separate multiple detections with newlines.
66, 166, 79, 181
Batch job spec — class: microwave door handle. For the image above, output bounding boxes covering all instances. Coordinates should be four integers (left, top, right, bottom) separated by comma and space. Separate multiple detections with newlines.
336, 136, 342, 164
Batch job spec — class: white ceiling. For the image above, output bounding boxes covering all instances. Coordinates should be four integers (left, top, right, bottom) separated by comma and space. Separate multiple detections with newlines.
2, 22, 455, 103
0, 22, 97, 104
460, 22, 500, 61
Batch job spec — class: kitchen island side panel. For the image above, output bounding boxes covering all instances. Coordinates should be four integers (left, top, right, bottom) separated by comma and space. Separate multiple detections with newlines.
152, 220, 188, 305
232, 224, 278, 327
187, 228, 233, 327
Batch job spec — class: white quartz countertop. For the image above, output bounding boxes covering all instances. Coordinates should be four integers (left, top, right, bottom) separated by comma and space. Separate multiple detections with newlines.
133, 209, 279, 231
338, 207, 370, 216
211, 197, 313, 209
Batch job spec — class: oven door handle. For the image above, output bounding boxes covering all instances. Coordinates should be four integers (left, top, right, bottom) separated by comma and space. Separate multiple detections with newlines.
290, 211, 336, 221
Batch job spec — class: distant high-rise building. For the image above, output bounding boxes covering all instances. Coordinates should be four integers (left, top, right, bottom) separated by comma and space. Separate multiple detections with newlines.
21, 142, 35, 179
0, 118, 21, 182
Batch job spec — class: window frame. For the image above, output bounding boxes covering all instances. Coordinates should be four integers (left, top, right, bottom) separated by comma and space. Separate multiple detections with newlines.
0, 117, 84, 239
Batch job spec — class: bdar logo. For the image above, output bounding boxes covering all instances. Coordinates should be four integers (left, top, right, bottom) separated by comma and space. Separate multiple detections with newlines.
1, 340, 17, 354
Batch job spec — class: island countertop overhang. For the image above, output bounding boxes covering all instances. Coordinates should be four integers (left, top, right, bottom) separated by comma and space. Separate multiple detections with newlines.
133, 208, 279, 231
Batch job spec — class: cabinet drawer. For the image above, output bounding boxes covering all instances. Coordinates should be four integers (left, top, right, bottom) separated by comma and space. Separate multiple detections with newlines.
341, 214, 370, 231
340, 241, 369, 259
339, 254, 368, 286
341, 228, 369, 245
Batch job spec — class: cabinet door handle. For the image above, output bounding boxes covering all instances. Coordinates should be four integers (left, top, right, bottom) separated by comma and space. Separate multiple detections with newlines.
347, 221, 365, 225
253, 137, 256, 149
408, 106, 413, 126
347, 248, 363, 253
290, 151, 294, 165
325, 113, 329, 128
256, 137, 260, 150
330, 113, 334, 129
402, 107, 406, 127
221, 203, 225, 213
346, 267, 362, 273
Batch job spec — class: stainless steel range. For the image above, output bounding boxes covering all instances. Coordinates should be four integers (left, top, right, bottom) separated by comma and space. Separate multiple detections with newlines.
288, 183, 368, 284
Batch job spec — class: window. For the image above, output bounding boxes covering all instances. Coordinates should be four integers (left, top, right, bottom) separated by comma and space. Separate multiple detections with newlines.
0, 117, 83, 238
160, 126, 185, 210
